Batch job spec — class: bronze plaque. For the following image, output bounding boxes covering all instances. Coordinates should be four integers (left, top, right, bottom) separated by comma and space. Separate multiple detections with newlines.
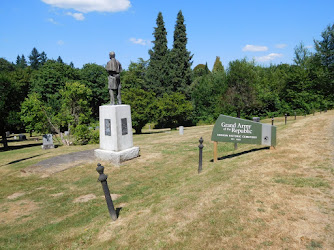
121, 118, 128, 135
105, 119, 111, 136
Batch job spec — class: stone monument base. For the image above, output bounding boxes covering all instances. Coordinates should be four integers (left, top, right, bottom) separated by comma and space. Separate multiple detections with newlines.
94, 147, 139, 166
41, 145, 54, 150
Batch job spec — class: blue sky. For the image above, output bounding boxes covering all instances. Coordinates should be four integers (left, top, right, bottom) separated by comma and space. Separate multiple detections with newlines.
0, 0, 333, 70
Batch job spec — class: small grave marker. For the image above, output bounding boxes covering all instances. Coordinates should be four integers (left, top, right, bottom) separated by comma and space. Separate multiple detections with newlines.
179, 126, 184, 135
19, 134, 27, 141
42, 134, 54, 149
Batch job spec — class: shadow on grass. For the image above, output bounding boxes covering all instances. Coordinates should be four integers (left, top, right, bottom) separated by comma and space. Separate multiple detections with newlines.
0, 143, 43, 152
116, 207, 123, 218
136, 130, 171, 135
5, 153, 47, 166
210, 146, 270, 162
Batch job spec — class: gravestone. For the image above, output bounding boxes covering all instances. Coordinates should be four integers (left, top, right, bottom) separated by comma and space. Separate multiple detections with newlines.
64, 131, 69, 136
14, 136, 17, 140
5, 131, 10, 137
42, 134, 54, 149
94, 105, 139, 166
179, 126, 184, 135
252, 117, 260, 123
19, 134, 27, 141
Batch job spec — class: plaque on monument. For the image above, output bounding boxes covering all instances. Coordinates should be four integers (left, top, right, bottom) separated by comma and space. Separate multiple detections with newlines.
42, 134, 54, 150
121, 118, 128, 135
105, 119, 111, 136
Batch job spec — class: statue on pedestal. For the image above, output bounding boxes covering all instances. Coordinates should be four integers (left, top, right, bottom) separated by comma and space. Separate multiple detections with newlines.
105, 51, 122, 105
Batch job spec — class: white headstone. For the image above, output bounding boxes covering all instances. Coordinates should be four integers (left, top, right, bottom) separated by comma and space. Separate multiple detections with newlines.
42, 134, 54, 149
94, 104, 139, 166
64, 131, 69, 136
179, 126, 184, 135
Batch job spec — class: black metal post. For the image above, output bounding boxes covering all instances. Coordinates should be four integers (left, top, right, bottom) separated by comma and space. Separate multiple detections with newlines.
96, 163, 117, 221
198, 137, 204, 174
285, 114, 287, 125
271, 117, 274, 126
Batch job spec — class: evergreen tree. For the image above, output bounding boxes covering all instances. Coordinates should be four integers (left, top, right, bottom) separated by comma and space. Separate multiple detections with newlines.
40, 51, 47, 65
314, 23, 334, 69
57, 56, 64, 64
16, 55, 21, 66
16, 54, 27, 69
145, 12, 169, 96
212, 56, 225, 73
314, 23, 334, 107
29, 47, 41, 70
169, 10, 193, 96
21, 55, 27, 68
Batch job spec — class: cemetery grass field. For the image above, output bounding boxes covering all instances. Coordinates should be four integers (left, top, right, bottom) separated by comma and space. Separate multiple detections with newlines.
0, 111, 333, 249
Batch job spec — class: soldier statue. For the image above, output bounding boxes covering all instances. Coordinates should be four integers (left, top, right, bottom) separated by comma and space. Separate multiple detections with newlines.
105, 51, 122, 105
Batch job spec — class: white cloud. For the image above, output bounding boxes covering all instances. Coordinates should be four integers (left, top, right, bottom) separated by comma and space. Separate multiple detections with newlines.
66, 12, 85, 20
47, 18, 58, 24
42, 0, 131, 13
256, 53, 283, 62
57, 40, 64, 45
242, 44, 268, 52
275, 44, 287, 49
305, 45, 313, 49
129, 38, 150, 46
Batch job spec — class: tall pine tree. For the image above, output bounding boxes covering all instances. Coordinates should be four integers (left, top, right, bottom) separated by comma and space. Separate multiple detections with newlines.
29, 47, 41, 70
145, 12, 169, 96
169, 10, 193, 96
40, 51, 48, 65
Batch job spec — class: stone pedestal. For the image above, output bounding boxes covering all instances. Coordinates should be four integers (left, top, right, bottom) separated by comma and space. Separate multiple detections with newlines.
94, 105, 139, 166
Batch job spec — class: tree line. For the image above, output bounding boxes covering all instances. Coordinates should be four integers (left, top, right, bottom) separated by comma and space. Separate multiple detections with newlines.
0, 11, 333, 150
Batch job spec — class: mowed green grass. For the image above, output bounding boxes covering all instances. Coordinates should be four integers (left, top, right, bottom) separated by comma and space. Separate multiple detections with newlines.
0, 112, 333, 249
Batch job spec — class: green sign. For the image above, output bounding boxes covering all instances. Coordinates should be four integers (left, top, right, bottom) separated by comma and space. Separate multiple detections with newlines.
211, 115, 276, 147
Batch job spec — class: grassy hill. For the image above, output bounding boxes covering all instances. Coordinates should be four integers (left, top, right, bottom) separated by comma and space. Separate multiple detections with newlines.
0, 112, 333, 249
